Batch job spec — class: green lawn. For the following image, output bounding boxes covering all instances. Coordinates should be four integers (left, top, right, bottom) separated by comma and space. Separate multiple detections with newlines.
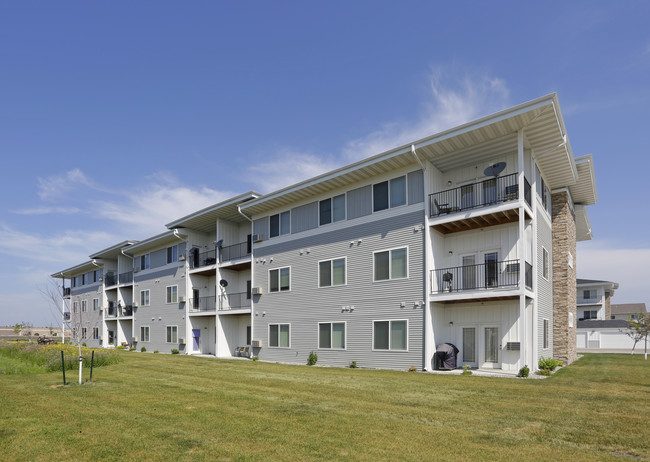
1, 353, 648, 461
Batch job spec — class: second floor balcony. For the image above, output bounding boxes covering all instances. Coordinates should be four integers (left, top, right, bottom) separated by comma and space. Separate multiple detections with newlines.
429, 173, 531, 234
219, 292, 250, 311
431, 259, 532, 295
118, 271, 133, 285
105, 273, 117, 286
219, 241, 251, 262
189, 295, 217, 312
190, 249, 217, 270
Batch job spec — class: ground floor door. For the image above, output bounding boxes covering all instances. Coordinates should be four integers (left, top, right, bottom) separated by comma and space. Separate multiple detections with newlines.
108, 330, 114, 346
192, 329, 201, 352
480, 325, 501, 369
458, 324, 501, 369
460, 327, 478, 368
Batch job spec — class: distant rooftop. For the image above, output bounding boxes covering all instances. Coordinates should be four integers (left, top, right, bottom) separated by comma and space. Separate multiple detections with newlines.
611, 303, 647, 315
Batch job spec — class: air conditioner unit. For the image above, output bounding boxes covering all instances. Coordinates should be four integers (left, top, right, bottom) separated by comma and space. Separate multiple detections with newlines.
506, 263, 520, 273
179, 296, 186, 303
178, 254, 186, 261
179, 338, 186, 344
252, 234, 263, 242
133, 302, 139, 307
251, 287, 263, 295
99, 336, 103, 341
99, 306, 104, 312
505, 342, 520, 351
252, 339, 262, 348
133, 337, 139, 342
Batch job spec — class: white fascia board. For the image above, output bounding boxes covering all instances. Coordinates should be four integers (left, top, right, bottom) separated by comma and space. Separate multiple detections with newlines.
50, 260, 100, 278
165, 191, 261, 229
89, 240, 139, 259
125, 231, 181, 254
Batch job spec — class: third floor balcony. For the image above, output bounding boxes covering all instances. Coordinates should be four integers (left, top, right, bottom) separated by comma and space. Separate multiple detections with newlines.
429, 173, 531, 234
431, 259, 532, 296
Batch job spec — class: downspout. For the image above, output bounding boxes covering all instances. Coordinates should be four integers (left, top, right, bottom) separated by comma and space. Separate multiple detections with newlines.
237, 204, 255, 359
172, 229, 190, 355
411, 145, 426, 172
237, 205, 253, 223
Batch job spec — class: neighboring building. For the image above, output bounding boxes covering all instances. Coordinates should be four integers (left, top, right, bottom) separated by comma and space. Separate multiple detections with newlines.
610, 303, 648, 321
576, 279, 618, 321
52, 93, 598, 372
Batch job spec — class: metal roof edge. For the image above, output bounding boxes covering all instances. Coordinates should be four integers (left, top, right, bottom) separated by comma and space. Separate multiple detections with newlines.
89, 240, 139, 259
165, 191, 261, 229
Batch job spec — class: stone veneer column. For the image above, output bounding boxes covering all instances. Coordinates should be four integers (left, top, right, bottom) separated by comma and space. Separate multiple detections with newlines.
605, 292, 612, 320
552, 191, 577, 364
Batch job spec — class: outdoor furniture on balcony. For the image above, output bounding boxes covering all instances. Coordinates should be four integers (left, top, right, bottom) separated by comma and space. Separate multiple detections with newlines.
434, 198, 460, 215
189, 249, 217, 269
431, 259, 532, 294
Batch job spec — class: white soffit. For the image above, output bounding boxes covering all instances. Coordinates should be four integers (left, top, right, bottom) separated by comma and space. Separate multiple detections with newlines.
51, 260, 99, 278
125, 231, 182, 255
575, 204, 593, 241
569, 154, 597, 205
89, 240, 138, 260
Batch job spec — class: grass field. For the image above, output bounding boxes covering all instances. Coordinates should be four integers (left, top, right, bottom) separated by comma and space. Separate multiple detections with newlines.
0, 352, 648, 461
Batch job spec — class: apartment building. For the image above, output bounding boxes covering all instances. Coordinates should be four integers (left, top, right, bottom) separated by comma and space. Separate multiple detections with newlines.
576, 278, 618, 321
52, 93, 597, 372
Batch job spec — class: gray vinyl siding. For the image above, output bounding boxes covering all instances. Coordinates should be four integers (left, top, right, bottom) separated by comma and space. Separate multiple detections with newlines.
252, 209, 425, 370
291, 201, 318, 234
253, 216, 269, 241
537, 211, 553, 360
346, 185, 372, 220
407, 169, 424, 205
133, 265, 187, 353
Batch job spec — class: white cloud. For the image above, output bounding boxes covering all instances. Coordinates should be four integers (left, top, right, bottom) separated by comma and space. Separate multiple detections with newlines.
578, 241, 650, 306
37, 168, 95, 201
246, 69, 511, 193
12, 206, 82, 215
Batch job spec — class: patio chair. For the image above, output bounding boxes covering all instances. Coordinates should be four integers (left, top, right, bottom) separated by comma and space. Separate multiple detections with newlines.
234, 346, 242, 356
434, 198, 459, 215
243, 347, 250, 358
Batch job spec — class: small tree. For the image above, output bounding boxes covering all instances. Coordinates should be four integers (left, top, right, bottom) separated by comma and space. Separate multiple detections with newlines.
13, 323, 22, 335
623, 313, 650, 360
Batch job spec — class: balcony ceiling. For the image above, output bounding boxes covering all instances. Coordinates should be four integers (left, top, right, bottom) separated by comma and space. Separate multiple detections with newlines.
125, 231, 185, 255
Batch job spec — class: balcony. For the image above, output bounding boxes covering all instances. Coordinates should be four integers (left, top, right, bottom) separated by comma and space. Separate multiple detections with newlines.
106, 304, 117, 317
429, 173, 531, 234
219, 241, 251, 262
119, 305, 133, 317
431, 259, 532, 295
105, 273, 117, 286
190, 249, 217, 270
189, 295, 217, 312
578, 296, 601, 305
118, 271, 133, 285
62, 287, 71, 297
219, 292, 250, 311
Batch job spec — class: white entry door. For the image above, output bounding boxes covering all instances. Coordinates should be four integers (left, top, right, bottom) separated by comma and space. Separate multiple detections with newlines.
460, 327, 478, 368
480, 325, 501, 369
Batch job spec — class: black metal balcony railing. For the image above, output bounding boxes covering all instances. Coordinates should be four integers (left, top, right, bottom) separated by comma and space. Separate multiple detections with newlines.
219, 241, 251, 262
119, 305, 133, 317
429, 173, 531, 218
62, 287, 71, 297
189, 295, 217, 312
431, 259, 532, 294
189, 249, 217, 269
105, 273, 117, 286
118, 271, 133, 284
219, 292, 250, 310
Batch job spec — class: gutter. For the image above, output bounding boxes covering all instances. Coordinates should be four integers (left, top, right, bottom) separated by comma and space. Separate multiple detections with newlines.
237, 205, 253, 223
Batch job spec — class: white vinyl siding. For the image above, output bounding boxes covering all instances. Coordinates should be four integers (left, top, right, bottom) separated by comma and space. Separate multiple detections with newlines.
318, 258, 346, 287
318, 322, 345, 349
373, 320, 408, 351
269, 267, 290, 292
269, 324, 290, 348
374, 247, 407, 281
166, 325, 178, 343
166, 285, 178, 304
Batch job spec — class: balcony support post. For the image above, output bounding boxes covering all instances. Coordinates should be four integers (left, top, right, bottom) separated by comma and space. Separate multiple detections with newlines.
517, 130, 528, 368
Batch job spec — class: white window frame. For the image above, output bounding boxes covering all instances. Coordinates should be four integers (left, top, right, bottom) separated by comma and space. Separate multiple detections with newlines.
372, 319, 408, 352
167, 245, 179, 264
269, 211, 291, 238
166, 285, 178, 304
141, 326, 150, 343
269, 267, 291, 293
268, 323, 291, 348
73, 301, 78, 313
373, 247, 409, 282
543, 319, 549, 349
140, 289, 150, 306
166, 325, 178, 343
92, 327, 99, 340
140, 254, 150, 270
81, 327, 87, 338
318, 321, 347, 350
372, 175, 407, 213
81, 300, 87, 312
542, 247, 549, 280
319, 194, 346, 226
92, 298, 99, 311
318, 257, 347, 288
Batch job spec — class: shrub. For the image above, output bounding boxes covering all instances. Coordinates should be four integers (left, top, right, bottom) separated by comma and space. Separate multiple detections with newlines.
116, 345, 126, 350
349, 361, 357, 369
538, 357, 563, 372
252, 356, 259, 361
0, 341, 121, 372
307, 351, 318, 366
153, 350, 159, 354
462, 364, 473, 375
409, 366, 417, 372
536, 368, 552, 376
517, 365, 530, 378
140, 347, 146, 352
171, 349, 179, 355
82, 343, 87, 347
129, 347, 136, 351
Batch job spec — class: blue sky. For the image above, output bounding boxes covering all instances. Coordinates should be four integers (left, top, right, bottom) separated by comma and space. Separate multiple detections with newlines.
1, 1, 649, 326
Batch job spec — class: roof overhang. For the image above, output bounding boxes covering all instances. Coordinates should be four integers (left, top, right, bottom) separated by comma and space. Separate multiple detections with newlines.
51, 260, 102, 278
242, 93, 580, 216
575, 205, 593, 242
89, 240, 138, 260
165, 191, 261, 233
124, 231, 187, 255
570, 154, 597, 205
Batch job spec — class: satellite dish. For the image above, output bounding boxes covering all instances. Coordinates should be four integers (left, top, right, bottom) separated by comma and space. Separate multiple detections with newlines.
483, 162, 507, 177
215, 240, 224, 248
219, 279, 228, 288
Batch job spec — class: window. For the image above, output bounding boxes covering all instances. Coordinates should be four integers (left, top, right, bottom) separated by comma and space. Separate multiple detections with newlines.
166, 325, 178, 343
141, 326, 150, 342
82, 273, 88, 285
583, 290, 597, 299
92, 328, 99, 340
93, 298, 99, 311
73, 301, 78, 313
373, 320, 407, 351
542, 247, 549, 280
543, 319, 549, 349
82, 327, 87, 338
166, 286, 178, 303
270, 211, 290, 238
319, 258, 346, 287
71, 277, 76, 288
140, 254, 150, 270
81, 300, 87, 312
269, 267, 290, 292
246, 326, 251, 345
319, 194, 346, 225
140, 290, 150, 306
374, 248, 407, 281
318, 322, 345, 349
373, 176, 406, 212
583, 310, 598, 320
167, 245, 178, 264
269, 324, 290, 348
